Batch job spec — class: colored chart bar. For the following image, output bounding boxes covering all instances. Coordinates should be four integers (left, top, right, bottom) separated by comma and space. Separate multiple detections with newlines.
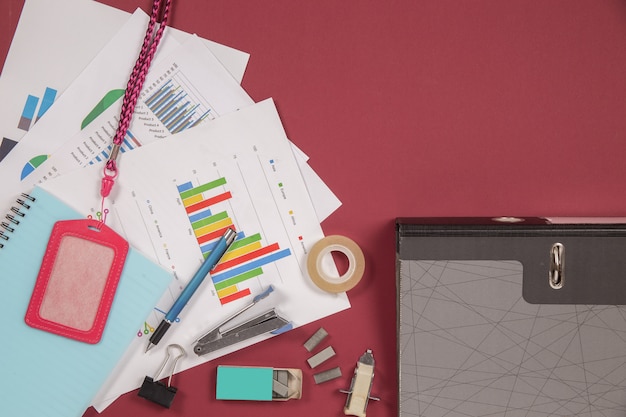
200, 230, 245, 256
145, 78, 209, 134
122, 137, 135, 151
18, 95, 39, 131
185, 191, 232, 214
145, 80, 175, 106
171, 107, 206, 133
195, 217, 233, 239
219, 288, 251, 305
192, 210, 229, 230
219, 234, 263, 263
154, 91, 185, 118
222, 241, 263, 262
214, 243, 281, 273
190, 208, 212, 223
183, 194, 204, 207
164, 102, 194, 127
127, 130, 141, 147
217, 285, 238, 298
18, 87, 59, 131
0, 138, 18, 162
177, 181, 194, 193
180, 177, 227, 200
214, 267, 263, 291
197, 225, 232, 245
229, 233, 262, 249
36, 87, 58, 120
91, 130, 141, 164
212, 248, 292, 283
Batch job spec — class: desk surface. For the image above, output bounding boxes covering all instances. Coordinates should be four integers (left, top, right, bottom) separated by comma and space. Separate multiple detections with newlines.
3, 1, 626, 416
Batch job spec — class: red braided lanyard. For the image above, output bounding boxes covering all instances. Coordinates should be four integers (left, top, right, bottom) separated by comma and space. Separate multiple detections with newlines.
100, 0, 173, 220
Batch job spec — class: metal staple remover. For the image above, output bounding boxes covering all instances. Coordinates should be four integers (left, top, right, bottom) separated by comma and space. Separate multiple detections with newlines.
193, 285, 291, 356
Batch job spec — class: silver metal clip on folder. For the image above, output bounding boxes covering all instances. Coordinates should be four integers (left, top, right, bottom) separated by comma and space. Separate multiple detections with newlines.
193, 285, 291, 356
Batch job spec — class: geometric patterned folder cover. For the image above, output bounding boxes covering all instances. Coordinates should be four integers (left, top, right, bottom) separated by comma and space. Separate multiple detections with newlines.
399, 260, 626, 417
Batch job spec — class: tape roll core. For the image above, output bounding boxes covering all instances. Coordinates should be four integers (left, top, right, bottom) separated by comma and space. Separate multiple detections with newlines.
306, 235, 365, 293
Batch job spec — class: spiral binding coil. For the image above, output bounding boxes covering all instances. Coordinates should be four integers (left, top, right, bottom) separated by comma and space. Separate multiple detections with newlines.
0, 193, 36, 249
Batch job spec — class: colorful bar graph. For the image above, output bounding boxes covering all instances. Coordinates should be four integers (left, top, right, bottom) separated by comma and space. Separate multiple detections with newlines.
178, 177, 292, 305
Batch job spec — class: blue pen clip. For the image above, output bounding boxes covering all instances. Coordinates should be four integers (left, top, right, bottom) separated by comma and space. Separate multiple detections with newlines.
271, 322, 293, 335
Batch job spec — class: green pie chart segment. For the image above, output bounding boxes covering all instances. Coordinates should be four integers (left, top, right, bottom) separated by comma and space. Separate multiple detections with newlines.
21, 154, 48, 180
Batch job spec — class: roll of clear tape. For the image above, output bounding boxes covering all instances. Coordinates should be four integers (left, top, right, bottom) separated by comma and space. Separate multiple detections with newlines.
306, 235, 365, 293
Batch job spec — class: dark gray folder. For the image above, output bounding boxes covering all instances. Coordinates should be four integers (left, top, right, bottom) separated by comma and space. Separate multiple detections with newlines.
397, 218, 626, 417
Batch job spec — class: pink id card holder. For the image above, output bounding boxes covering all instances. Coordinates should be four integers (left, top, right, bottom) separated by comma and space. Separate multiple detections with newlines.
25, 219, 129, 344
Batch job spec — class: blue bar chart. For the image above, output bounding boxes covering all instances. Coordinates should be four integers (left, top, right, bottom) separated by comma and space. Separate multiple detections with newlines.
143, 74, 214, 134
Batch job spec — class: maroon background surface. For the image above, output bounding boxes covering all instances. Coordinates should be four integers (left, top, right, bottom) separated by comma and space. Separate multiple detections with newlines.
2, 1, 626, 416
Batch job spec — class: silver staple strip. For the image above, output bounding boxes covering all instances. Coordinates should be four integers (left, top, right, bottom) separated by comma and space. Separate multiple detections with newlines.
303, 327, 328, 352
313, 367, 342, 384
272, 380, 289, 398
307, 345, 336, 368
275, 369, 289, 386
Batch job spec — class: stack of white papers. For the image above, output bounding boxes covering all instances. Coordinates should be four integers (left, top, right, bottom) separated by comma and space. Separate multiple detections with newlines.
0, 0, 348, 413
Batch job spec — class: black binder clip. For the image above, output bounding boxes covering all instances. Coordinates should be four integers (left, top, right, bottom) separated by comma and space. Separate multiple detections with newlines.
138, 344, 185, 408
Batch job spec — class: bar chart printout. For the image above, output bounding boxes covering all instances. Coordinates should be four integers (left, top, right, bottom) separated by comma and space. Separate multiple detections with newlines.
144, 76, 214, 134
177, 176, 291, 305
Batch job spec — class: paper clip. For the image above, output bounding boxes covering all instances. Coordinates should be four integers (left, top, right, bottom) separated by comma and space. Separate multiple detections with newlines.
549, 242, 564, 289
138, 344, 185, 408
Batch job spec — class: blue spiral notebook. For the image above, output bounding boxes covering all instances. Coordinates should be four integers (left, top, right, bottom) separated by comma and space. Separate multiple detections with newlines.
0, 186, 172, 417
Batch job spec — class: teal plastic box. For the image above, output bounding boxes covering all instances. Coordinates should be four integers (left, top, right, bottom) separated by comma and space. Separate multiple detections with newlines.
216, 366, 302, 401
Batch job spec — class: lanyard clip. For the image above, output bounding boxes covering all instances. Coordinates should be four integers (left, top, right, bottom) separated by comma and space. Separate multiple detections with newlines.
101, 143, 122, 198
108, 143, 122, 165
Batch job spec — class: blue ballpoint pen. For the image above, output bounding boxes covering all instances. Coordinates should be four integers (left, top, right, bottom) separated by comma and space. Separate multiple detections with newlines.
145, 227, 237, 352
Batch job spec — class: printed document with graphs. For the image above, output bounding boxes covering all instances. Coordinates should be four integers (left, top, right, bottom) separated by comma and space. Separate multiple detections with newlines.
0, 0, 248, 159
40, 98, 350, 410
0, 8, 251, 216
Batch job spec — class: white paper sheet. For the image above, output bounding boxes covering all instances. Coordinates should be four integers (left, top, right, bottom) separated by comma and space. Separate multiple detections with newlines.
40, 99, 351, 410
19, 27, 339, 223
0, 11, 173, 211
25, 35, 253, 182
0, 0, 249, 159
